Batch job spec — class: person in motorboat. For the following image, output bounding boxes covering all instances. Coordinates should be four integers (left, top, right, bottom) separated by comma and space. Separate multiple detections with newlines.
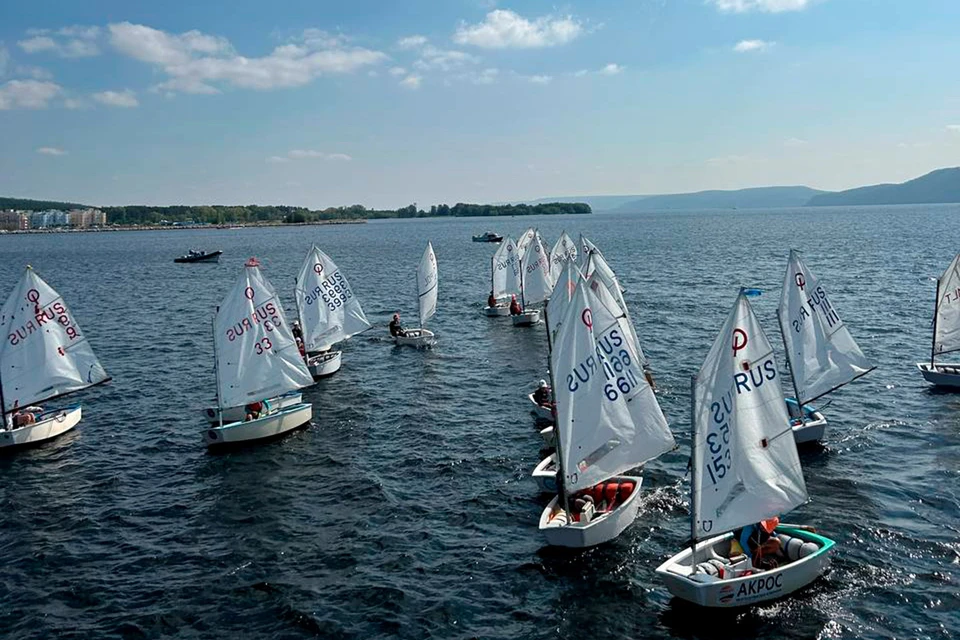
487, 291, 497, 308
509, 294, 522, 316
533, 379, 553, 408
731, 517, 782, 570
389, 313, 407, 337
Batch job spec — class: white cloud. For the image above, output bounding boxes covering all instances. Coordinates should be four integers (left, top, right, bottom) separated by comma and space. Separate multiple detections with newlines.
710, 0, 815, 13
453, 9, 582, 49
270, 150, 352, 162
472, 68, 499, 85
413, 45, 479, 72
599, 63, 624, 76
397, 35, 428, 50
36, 147, 67, 156
92, 89, 139, 107
109, 22, 386, 94
389, 66, 407, 77
0, 79, 61, 109
734, 39, 774, 53
400, 74, 422, 89
573, 69, 589, 77
18, 26, 101, 57
946, 125, 960, 133
785, 137, 808, 147
528, 74, 552, 84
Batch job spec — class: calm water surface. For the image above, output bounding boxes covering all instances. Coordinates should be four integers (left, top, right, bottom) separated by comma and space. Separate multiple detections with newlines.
0, 206, 957, 639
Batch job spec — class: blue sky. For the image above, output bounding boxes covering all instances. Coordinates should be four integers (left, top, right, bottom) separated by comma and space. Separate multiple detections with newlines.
1, 0, 959, 208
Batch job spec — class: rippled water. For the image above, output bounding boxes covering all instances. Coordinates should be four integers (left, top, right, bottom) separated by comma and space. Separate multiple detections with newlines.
0, 206, 957, 639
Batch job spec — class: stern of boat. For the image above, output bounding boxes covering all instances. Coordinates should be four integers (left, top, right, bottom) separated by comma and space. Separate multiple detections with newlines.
538, 476, 643, 548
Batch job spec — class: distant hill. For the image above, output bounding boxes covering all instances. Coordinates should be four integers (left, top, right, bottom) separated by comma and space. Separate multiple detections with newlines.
0, 196, 88, 211
806, 167, 960, 206
614, 186, 826, 212
523, 195, 648, 211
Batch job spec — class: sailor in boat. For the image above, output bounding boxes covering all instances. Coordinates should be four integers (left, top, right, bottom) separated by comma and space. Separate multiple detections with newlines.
4, 400, 41, 430
389, 313, 408, 338
487, 291, 497, 308
509, 294, 522, 316
292, 321, 307, 358
533, 379, 553, 409
244, 398, 272, 422
731, 517, 782, 570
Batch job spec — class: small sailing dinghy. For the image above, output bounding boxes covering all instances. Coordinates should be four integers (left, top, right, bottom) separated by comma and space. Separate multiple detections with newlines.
205, 258, 314, 447
777, 250, 875, 443
539, 270, 675, 548
918, 253, 960, 387
395, 242, 438, 347
296, 245, 372, 378
513, 231, 552, 327
202, 390, 302, 424
656, 290, 835, 608
485, 237, 520, 317
0, 266, 110, 449
549, 231, 578, 286
528, 392, 554, 423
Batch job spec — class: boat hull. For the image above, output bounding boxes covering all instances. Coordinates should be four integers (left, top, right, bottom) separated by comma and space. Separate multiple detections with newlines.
785, 398, 827, 444
917, 362, 960, 388
532, 453, 559, 493
0, 405, 82, 449
528, 393, 554, 423
395, 328, 435, 348
656, 526, 835, 608
539, 476, 644, 548
201, 391, 302, 424
512, 310, 541, 326
204, 403, 312, 447
307, 350, 342, 378
484, 305, 510, 317
174, 250, 222, 263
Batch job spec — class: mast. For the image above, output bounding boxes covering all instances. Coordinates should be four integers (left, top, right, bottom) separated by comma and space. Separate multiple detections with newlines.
777, 308, 804, 419
212, 310, 223, 429
931, 278, 941, 367
689, 373, 699, 572
543, 303, 569, 518
0, 369, 7, 429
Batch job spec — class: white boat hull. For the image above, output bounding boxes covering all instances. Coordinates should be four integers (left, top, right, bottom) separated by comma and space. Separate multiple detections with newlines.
656, 526, 835, 608
201, 391, 302, 424
785, 398, 827, 445
484, 305, 510, 317
532, 453, 559, 493
307, 350, 342, 378
528, 393, 554, 423
917, 362, 960, 388
538, 476, 643, 548
204, 403, 312, 447
539, 425, 555, 447
512, 310, 541, 326
0, 405, 82, 449
395, 328, 435, 348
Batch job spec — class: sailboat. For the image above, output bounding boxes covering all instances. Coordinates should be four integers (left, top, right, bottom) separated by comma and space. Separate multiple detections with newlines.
395, 242, 438, 347
204, 258, 315, 447
656, 290, 835, 607
484, 237, 520, 317
917, 253, 960, 387
517, 227, 537, 255
549, 231, 578, 286
778, 250, 875, 443
0, 266, 110, 449
295, 245, 371, 378
513, 231, 552, 327
538, 267, 675, 548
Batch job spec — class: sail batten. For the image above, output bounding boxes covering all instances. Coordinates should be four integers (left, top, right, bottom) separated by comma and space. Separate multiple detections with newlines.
417, 242, 438, 327
778, 249, 874, 404
0, 267, 109, 410
296, 246, 371, 351
215, 261, 313, 409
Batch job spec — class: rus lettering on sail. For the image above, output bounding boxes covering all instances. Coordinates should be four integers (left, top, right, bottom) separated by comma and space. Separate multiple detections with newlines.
791, 284, 840, 332
565, 325, 642, 401
8, 299, 79, 346
225, 301, 280, 342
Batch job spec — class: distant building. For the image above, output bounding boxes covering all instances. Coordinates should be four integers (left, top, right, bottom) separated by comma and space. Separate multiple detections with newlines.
29, 209, 69, 228
66, 208, 106, 228
0, 210, 29, 231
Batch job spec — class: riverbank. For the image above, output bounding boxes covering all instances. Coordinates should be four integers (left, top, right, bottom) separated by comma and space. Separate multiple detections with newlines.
0, 219, 367, 235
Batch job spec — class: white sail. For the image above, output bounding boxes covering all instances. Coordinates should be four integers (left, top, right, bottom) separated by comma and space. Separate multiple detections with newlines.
584, 251, 647, 365
517, 227, 537, 255
933, 253, 960, 359
552, 274, 675, 493
692, 291, 807, 541
546, 259, 580, 345
0, 267, 109, 410
215, 259, 313, 409
417, 241, 438, 327
778, 249, 874, 404
296, 246, 371, 351
578, 235, 601, 269
492, 237, 522, 299
549, 232, 578, 284
520, 231, 554, 306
